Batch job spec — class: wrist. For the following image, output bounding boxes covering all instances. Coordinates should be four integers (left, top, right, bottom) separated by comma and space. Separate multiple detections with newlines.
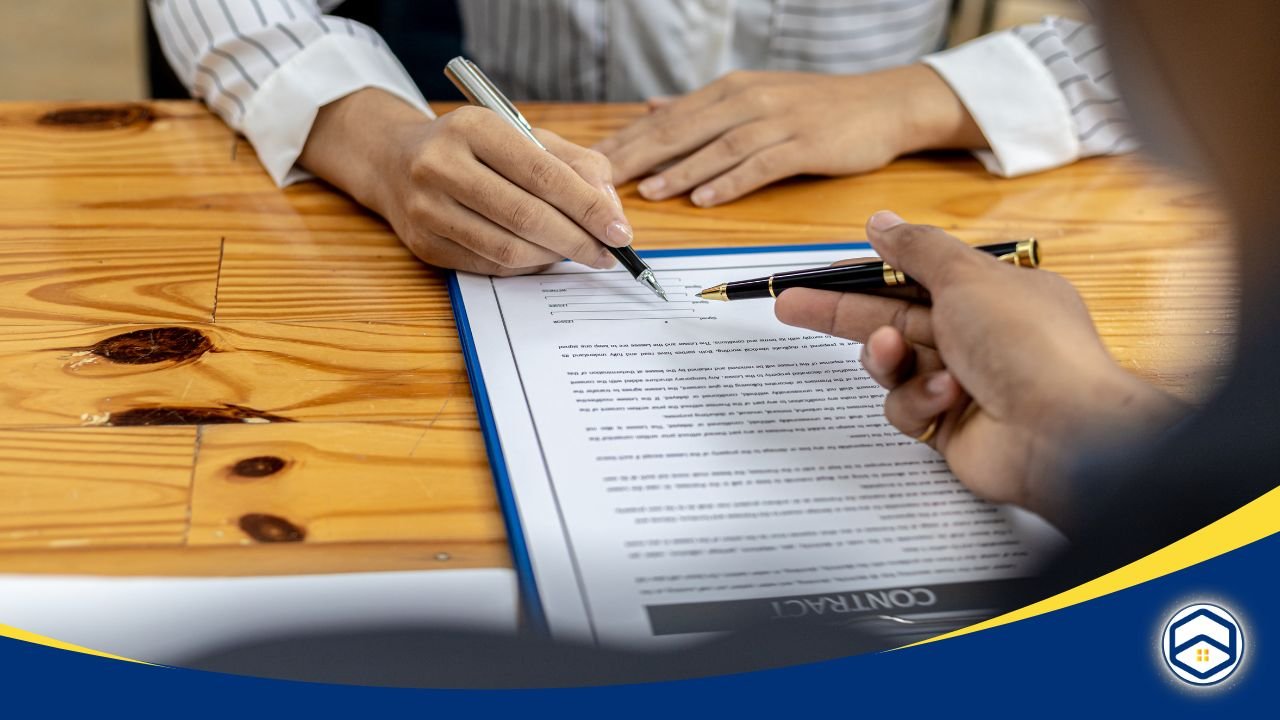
299, 88, 432, 219
1096, 369, 1187, 437
1027, 366, 1186, 534
882, 64, 987, 155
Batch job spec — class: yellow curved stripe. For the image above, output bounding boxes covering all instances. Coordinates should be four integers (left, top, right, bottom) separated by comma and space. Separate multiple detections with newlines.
4, 487, 1276, 665
909, 484, 1280, 648
0, 624, 146, 664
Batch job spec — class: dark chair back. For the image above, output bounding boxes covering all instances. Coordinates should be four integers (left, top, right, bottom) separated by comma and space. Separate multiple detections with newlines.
144, 1, 465, 101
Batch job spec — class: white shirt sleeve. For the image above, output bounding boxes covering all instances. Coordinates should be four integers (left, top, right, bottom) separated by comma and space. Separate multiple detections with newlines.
149, 0, 433, 186
923, 16, 1134, 177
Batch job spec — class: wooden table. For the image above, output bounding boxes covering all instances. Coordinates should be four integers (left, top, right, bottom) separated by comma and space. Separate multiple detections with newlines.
0, 101, 1236, 577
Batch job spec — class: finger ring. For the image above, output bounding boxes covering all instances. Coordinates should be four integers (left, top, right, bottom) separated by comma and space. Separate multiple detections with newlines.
915, 417, 940, 444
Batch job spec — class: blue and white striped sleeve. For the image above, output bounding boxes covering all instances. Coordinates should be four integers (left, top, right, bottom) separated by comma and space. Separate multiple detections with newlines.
149, 0, 433, 185
922, 15, 1133, 177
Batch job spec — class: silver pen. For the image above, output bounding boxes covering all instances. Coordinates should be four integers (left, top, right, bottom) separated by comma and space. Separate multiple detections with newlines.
444, 56, 668, 301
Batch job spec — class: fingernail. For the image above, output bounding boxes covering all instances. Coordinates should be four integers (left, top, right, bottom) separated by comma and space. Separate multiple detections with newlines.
606, 221, 634, 247
869, 210, 906, 231
605, 183, 623, 209
692, 186, 717, 207
927, 372, 951, 396
638, 176, 666, 200
860, 344, 880, 375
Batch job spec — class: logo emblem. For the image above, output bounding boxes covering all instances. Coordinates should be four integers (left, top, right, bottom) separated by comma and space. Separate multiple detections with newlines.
1161, 603, 1244, 686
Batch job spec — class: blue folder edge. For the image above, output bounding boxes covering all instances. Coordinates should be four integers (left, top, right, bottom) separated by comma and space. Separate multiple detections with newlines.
446, 241, 873, 635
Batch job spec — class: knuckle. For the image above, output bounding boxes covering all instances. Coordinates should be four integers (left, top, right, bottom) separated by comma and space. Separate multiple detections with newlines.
718, 128, 755, 157
526, 156, 562, 193
651, 121, 682, 146
1042, 269, 1076, 293
490, 239, 526, 268
745, 150, 779, 177
753, 89, 779, 110
581, 149, 613, 181
449, 105, 486, 128
721, 71, 749, 90
473, 180, 502, 214
401, 233, 438, 265
578, 193, 610, 227
507, 198, 545, 236
437, 110, 470, 137
408, 151, 443, 184
406, 199, 442, 228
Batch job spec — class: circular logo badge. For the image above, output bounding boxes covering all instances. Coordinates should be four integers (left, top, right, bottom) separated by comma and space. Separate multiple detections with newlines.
1161, 603, 1244, 686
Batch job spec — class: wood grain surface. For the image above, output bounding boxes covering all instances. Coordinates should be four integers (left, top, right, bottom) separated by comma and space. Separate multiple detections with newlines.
0, 100, 1238, 577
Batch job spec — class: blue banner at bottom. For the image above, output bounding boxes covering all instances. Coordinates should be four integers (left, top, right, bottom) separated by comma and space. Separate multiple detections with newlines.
2, 531, 1274, 716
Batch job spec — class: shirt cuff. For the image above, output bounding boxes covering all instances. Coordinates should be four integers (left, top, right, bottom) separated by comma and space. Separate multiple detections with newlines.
241, 33, 434, 186
923, 31, 1078, 177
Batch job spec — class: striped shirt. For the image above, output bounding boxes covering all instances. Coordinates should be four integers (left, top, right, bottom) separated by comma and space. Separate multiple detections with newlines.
150, 0, 1134, 185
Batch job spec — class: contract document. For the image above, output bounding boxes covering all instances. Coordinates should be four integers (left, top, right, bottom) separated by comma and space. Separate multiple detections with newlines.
450, 244, 1066, 649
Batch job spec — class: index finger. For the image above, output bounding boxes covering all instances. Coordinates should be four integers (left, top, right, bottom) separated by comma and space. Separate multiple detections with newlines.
774, 287, 936, 348
472, 122, 632, 248
602, 98, 755, 185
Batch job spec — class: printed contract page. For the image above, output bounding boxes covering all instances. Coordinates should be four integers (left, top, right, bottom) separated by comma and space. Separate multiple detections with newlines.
456, 248, 1065, 648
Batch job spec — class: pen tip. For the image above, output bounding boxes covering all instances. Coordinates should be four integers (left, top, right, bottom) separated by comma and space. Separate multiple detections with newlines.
698, 284, 729, 302
639, 270, 668, 301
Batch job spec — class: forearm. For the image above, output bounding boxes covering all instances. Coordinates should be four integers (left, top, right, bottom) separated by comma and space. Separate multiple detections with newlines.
299, 88, 431, 218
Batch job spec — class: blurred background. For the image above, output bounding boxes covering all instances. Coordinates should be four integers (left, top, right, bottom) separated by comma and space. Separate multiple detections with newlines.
0, 0, 1086, 102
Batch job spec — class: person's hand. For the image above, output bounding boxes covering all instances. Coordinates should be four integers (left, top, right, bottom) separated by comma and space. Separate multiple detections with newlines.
595, 65, 986, 208
300, 89, 633, 275
774, 212, 1186, 528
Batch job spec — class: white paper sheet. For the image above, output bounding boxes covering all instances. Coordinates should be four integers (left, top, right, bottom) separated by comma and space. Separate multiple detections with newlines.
456, 247, 1067, 649
0, 569, 518, 664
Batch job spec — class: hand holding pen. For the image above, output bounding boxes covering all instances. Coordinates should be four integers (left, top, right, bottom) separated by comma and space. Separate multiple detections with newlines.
773, 211, 1185, 532
299, 78, 635, 279
446, 58, 667, 299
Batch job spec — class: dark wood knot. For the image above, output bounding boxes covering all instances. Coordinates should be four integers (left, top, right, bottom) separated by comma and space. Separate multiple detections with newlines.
38, 104, 153, 130
238, 513, 306, 543
108, 404, 293, 426
231, 455, 288, 478
87, 327, 212, 365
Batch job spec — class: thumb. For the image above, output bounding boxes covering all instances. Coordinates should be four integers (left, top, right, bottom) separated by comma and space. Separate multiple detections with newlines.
866, 211, 985, 291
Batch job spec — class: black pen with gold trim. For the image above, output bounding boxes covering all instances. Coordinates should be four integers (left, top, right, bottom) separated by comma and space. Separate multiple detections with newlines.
697, 239, 1039, 301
